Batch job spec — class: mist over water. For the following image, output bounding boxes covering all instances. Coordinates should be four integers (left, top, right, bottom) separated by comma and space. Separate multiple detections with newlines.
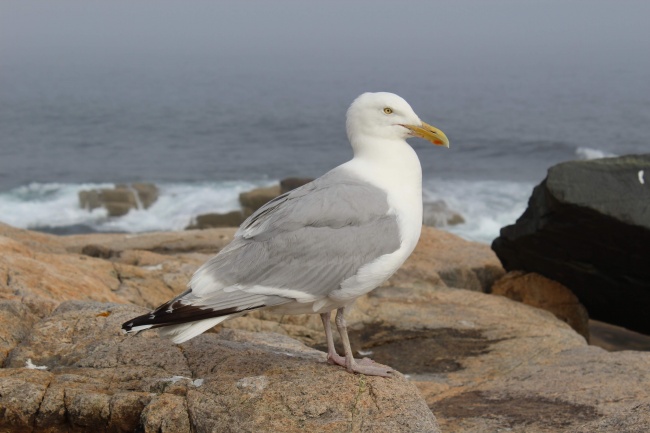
1, 1, 648, 242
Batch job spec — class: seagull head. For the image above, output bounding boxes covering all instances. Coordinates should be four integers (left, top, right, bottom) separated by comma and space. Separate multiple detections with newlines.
346, 92, 449, 149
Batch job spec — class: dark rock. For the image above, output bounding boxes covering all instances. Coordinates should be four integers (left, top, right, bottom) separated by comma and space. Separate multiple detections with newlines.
32, 224, 103, 236
492, 154, 650, 334
589, 319, 650, 352
280, 177, 314, 194
81, 244, 117, 259
186, 211, 246, 230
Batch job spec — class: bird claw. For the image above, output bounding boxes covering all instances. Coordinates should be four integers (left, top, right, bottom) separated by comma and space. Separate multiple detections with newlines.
326, 353, 393, 377
348, 363, 393, 377
326, 353, 374, 366
326, 352, 347, 366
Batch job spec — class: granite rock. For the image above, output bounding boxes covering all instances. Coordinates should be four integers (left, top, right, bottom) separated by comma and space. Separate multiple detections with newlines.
2, 222, 650, 432
1, 302, 440, 433
491, 271, 590, 340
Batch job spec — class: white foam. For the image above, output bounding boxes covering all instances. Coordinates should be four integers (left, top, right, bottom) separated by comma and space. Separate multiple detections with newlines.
422, 178, 534, 244
0, 178, 534, 245
0, 180, 274, 233
0, 182, 112, 229
575, 147, 617, 160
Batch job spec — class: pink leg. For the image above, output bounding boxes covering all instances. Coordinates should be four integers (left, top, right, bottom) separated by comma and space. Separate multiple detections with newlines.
320, 311, 376, 367
331, 307, 393, 377
320, 312, 346, 366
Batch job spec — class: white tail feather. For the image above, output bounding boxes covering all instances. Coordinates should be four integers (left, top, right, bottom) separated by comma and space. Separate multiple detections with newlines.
158, 316, 232, 344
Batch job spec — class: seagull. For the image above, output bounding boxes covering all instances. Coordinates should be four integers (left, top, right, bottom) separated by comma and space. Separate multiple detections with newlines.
122, 92, 449, 376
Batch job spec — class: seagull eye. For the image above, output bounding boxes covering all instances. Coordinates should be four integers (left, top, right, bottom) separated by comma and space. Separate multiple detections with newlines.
383, 107, 393, 115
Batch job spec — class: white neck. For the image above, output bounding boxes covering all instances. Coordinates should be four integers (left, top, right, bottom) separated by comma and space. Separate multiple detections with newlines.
347, 136, 423, 196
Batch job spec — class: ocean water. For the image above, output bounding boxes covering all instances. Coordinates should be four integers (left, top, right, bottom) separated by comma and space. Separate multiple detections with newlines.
1, 1, 648, 243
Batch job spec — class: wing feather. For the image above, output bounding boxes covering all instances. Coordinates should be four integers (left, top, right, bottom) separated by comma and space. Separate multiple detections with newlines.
122, 167, 401, 335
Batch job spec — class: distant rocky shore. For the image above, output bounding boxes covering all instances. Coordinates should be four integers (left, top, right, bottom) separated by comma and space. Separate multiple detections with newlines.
79, 182, 159, 217
78, 177, 465, 232
2, 154, 649, 432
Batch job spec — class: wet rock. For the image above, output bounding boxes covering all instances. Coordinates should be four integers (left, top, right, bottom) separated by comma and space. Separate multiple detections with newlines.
569, 402, 650, 433
34, 223, 102, 236
100, 188, 137, 217
125, 182, 159, 209
423, 200, 465, 227
78, 183, 159, 217
239, 184, 281, 215
185, 211, 246, 229
434, 391, 599, 432
346, 325, 493, 375
78, 188, 102, 211
189, 179, 313, 230
492, 154, 650, 334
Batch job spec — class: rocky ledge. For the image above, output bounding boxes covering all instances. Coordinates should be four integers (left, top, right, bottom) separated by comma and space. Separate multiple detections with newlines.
1, 223, 649, 432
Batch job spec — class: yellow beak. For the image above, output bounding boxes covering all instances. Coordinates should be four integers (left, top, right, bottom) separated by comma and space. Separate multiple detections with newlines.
402, 121, 450, 148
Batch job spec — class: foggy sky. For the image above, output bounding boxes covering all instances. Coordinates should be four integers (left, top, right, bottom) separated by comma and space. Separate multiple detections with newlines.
1, 0, 649, 190
2, 1, 649, 73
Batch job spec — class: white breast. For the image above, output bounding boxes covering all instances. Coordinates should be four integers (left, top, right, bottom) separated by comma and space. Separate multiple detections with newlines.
327, 141, 423, 303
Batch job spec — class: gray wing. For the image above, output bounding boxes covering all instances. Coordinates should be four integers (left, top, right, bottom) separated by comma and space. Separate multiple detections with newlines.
146, 167, 401, 323
203, 166, 400, 290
